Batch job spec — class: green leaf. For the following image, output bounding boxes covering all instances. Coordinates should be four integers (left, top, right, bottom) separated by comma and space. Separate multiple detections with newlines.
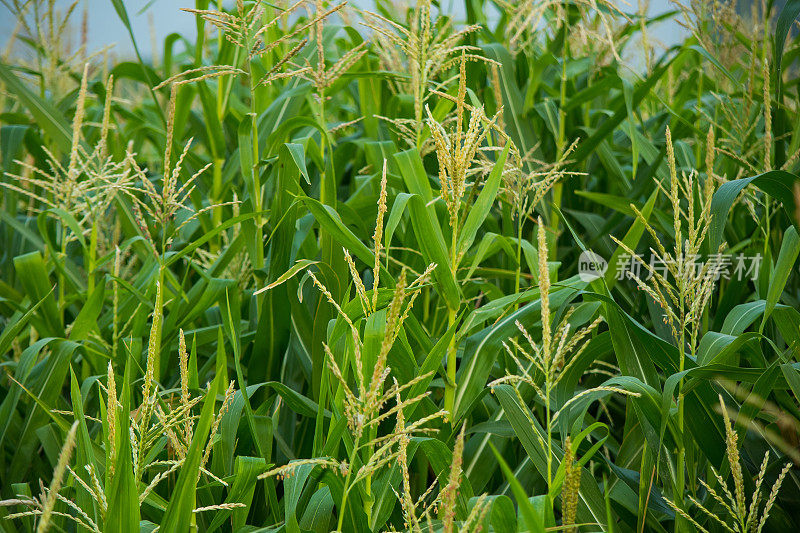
454, 279, 586, 421
0, 338, 55, 449
285, 142, 311, 185
70, 368, 99, 528
70, 282, 105, 341
404, 194, 461, 310
255, 259, 319, 295
457, 144, 509, 256
105, 352, 140, 531
207, 457, 268, 532
688, 45, 737, 84
603, 189, 658, 290
483, 495, 517, 533
391, 149, 460, 309
489, 442, 544, 533
160, 372, 222, 532
773, 0, 800, 165
13, 251, 63, 337
301, 487, 335, 533
302, 196, 375, 266
394, 149, 434, 201
492, 384, 608, 528
481, 44, 539, 172
569, 51, 682, 164
283, 461, 316, 532
0, 63, 72, 153
108, 0, 164, 122
385, 192, 412, 258
763, 226, 800, 328
0, 286, 52, 357
709, 170, 800, 252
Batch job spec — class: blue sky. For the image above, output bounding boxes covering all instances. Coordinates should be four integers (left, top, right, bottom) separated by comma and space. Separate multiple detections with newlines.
1, 0, 686, 62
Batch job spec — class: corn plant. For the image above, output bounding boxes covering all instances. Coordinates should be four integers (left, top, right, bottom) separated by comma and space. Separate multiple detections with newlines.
1, 0, 800, 532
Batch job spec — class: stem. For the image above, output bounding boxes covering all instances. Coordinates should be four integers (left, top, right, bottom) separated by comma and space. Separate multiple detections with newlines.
112, 250, 119, 364
414, 83, 423, 150
512, 214, 524, 371
546, 380, 553, 488
214, 17, 230, 256
337, 486, 350, 532
153, 265, 165, 383
444, 211, 460, 418
250, 107, 263, 269
59, 225, 67, 325
364, 465, 372, 523
423, 286, 430, 323
337, 431, 362, 532
88, 221, 98, 294
318, 93, 335, 211
675, 292, 686, 531
514, 214, 523, 305
243, 26, 264, 270
694, 74, 704, 165
444, 307, 457, 417
764, 199, 771, 260
364, 416, 378, 523
211, 157, 224, 252
319, 88, 327, 137
550, 18, 569, 260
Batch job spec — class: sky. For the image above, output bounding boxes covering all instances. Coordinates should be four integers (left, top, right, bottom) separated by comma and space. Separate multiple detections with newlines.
0, 0, 687, 63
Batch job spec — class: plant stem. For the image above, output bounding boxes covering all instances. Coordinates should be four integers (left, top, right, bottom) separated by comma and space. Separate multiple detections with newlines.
445, 307, 457, 417
337, 431, 361, 532
243, 24, 264, 270
249, 99, 263, 269
318, 93, 334, 211
88, 221, 97, 294
364, 465, 372, 523
550, 11, 569, 260
675, 293, 686, 532
445, 211, 460, 418
514, 213, 523, 306
546, 380, 553, 488
211, 157, 224, 252
59, 225, 67, 325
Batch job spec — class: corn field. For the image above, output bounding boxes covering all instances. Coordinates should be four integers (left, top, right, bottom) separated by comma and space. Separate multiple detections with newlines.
1, 0, 800, 531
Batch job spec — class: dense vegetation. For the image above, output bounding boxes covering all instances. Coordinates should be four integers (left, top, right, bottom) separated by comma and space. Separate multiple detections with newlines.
2, 0, 800, 531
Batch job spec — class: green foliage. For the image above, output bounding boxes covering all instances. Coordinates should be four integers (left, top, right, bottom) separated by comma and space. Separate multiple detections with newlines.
1, 0, 800, 531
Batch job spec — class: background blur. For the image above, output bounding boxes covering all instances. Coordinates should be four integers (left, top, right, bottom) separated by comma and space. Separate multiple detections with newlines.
1, 0, 688, 64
